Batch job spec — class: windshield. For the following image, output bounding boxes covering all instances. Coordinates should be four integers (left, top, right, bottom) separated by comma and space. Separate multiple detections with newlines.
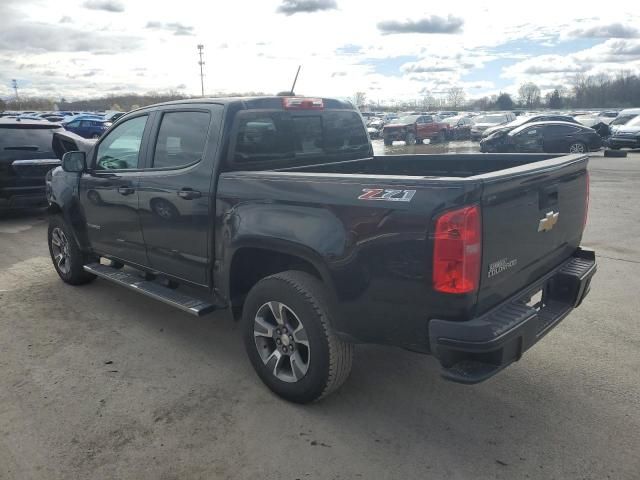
626, 115, 640, 127
395, 115, 419, 124
444, 117, 462, 125
474, 114, 507, 124
611, 115, 637, 126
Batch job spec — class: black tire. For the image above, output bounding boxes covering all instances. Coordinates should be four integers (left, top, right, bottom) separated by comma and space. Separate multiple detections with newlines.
383, 137, 393, 146
604, 149, 627, 158
91, 134, 100, 139
433, 130, 446, 143
242, 271, 353, 403
405, 132, 416, 145
48, 215, 96, 285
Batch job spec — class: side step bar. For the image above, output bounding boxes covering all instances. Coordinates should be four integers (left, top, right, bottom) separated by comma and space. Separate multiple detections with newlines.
83, 263, 216, 316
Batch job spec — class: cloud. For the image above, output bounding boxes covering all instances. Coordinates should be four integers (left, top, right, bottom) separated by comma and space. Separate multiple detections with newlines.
82, 0, 124, 13
331, 71, 347, 77
571, 23, 639, 39
146, 21, 194, 36
378, 15, 463, 35
59, 16, 72, 24
0, 23, 141, 54
276, 0, 337, 16
503, 55, 589, 76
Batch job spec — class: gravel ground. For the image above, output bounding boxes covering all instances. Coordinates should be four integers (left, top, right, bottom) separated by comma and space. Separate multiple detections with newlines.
0, 148, 639, 480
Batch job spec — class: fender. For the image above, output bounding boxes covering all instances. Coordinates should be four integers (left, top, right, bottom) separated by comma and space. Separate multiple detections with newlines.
214, 201, 347, 303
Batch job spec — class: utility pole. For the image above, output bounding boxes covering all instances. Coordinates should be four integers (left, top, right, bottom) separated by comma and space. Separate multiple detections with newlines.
197, 44, 205, 97
12, 79, 19, 99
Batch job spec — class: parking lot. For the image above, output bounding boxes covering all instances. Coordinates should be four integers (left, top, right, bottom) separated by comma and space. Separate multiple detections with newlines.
1, 149, 639, 479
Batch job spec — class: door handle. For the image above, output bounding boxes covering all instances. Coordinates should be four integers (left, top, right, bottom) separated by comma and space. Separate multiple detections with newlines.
177, 188, 201, 200
117, 186, 135, 196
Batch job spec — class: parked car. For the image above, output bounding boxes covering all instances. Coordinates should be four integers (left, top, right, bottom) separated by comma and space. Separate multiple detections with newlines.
470, 113, 516, 140
480, 121, 602, 154
104, 111, 126, 122
609, 109, 640, 136
608, 115, 640, 150
63, 118, 112, 139
382, 114, 448, 145
47, 96, 595, 403
482, 114, 580, 138
0, 119, 64, 208
443, 115, 473, 140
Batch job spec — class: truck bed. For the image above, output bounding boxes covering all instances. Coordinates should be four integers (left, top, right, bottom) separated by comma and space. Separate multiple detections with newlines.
278, 153, 563, 178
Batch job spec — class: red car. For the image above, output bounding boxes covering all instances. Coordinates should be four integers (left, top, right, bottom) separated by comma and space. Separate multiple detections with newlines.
383, 114, 448, 145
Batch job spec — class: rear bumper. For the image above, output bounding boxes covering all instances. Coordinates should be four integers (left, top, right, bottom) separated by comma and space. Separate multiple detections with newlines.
383, 130, 408, 141
428, 248, 596, 384
0, 185, 47, 208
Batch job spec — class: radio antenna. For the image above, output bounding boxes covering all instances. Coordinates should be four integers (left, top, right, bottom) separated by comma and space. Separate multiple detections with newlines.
290, 65, 301, 95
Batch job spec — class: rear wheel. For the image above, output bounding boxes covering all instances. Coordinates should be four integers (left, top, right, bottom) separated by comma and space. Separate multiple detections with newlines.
568, 142, 586, 154
434, 130, 446, 143
48, 215, 96, 285
383, 137, 393, 146
242, 271, 353, 403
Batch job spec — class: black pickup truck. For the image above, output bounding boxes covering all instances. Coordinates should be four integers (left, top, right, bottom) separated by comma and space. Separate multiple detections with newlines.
46, 96, 596, 403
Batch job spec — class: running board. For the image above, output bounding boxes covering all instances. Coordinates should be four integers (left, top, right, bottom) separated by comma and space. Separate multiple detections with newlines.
83, 263, 216, 316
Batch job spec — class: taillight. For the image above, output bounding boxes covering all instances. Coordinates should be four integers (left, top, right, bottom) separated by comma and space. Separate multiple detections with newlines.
583, 171, 590, 230
432, 205, 482, 294
282, 97, 324, 110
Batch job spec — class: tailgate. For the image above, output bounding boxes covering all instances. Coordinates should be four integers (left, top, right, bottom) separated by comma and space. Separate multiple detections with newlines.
476, 155, 589, 313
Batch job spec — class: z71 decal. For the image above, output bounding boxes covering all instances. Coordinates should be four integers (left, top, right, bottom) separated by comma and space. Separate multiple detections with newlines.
358, 188, 416, 202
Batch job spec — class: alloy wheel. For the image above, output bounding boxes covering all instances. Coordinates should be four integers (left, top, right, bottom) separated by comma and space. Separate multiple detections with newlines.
253, 301, 311, 383
50, 227, 71, 275
569, 143, 586, 153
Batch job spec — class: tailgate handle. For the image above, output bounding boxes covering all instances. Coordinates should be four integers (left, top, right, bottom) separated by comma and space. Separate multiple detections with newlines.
539, 186, 558, 209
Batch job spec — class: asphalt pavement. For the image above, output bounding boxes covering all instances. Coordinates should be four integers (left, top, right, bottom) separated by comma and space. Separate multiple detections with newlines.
0, 146, 638, 479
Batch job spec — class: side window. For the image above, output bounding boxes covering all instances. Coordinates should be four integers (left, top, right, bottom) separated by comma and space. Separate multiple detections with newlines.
66, 120, 80, 128
152, 111, 210, 169
95, 115, 148, 170
423, 116, 433, 123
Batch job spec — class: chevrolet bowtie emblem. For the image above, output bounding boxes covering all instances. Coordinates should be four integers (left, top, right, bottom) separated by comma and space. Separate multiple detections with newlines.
538, 211, 559, 232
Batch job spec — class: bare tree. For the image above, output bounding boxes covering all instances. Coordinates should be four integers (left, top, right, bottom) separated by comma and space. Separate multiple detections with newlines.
518, 82, 541, 108
352, 92, 367, 108
446, 86, 465, 109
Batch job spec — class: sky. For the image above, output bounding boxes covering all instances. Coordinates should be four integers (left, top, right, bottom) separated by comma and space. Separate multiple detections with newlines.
1, 0, 640, 104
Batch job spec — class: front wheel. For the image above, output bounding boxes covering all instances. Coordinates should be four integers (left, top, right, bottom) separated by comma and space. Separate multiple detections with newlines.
568, 142, 587, 154
405, 132, 416, 145
48, 215, 96, 285
242, 271, 353, 403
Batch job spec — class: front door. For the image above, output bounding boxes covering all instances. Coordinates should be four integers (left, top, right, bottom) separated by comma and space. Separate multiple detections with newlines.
137, 108, 221, 285
514, 126, 544, 152
79, 114, 151, 266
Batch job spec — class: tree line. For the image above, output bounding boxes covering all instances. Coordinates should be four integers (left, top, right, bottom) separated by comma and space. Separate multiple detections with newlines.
2, 72, 640, 113
0, 91, 268, 112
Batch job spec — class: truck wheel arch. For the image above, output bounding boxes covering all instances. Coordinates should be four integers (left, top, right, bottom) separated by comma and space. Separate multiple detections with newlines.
226, 244, 335, 321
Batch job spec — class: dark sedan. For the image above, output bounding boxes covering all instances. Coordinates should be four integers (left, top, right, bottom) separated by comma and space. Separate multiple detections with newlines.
608, 115, 640, 150
481, 114, 579, 138
480, 121, 602, 154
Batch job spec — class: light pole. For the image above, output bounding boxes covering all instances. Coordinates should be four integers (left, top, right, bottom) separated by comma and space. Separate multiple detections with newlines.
197, 44, 205, 97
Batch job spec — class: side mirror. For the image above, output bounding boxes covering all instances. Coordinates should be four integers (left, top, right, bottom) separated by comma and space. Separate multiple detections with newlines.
62, 151, 86, 173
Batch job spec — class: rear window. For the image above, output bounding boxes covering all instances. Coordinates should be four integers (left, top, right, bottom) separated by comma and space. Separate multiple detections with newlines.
233, 110, 370, 164
0, 127, 57, 153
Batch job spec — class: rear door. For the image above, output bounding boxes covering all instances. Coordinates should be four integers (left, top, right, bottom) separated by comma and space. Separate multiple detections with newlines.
137, 106, 223, 286
543, 124, 581, 153
476, 156, 589, 313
